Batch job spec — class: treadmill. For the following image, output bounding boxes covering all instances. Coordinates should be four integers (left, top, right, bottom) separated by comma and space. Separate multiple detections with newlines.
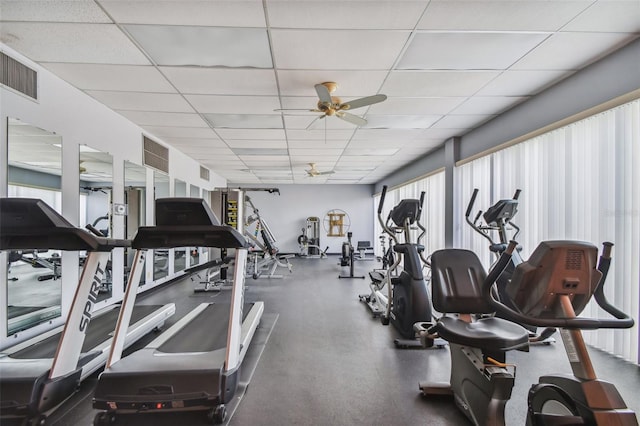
0, 198, 175, 425
93, 198, 264, 425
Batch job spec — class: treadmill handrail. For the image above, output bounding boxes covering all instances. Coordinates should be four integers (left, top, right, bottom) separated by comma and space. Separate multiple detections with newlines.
1, 198, 129, 251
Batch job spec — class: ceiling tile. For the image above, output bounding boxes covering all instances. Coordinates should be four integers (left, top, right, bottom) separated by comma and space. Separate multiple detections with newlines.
116, 111, 208, 127
0, 23, 150, 64
418, 1, 592, 31
40, 63, 175, 92
186, 95, 281, 114
286, 129, 355, 141
352, 129, 425, 141
160, 137, 227, 148
284, 115, 358, 130
267, 1, 427, 29
512, 32, 638, 70
100, 0, 266, 26
125, 25, 272, 68
367, 97, 467, 115
475, 70, 571, 96
226, 140, 288, 149
85, 90, 195, 112
562, 1, 640, 33
383, 71, 500, 97
277, 70, 389, 97
364, 115, 443, 129
398, 32, 550, 70
142, 126, 218, 139
343, 148, 400, 156
431, 114, 495, 129
216, 129, 286, 140
161, 67, 278, 95
204, 114, 283, 129
1, 0, 111, 22
271, 29, 410, 70
288, 139, 349, 149
289, 148, 344, 157
451, 96, 529, 115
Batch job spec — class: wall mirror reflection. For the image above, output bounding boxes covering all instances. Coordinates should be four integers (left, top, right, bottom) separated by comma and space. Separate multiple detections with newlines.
189, 185, 201, 267
124, 161, 147, 287
153, 171, 169, 281
6, 117, 63, 335
79, 145, 113, 301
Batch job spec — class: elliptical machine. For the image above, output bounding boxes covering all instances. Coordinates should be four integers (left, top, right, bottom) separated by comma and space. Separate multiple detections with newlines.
492, 240, 637, 425
465, 188, 556, 344
359, 185, 440, 348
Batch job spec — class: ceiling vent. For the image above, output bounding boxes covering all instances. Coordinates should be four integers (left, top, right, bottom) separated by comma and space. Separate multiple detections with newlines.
200, 166, 210, 181
0, 52, 37, 99
142, 135, 169, 174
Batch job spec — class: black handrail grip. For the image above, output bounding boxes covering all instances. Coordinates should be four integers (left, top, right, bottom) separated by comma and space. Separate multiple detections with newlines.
465, 188, 479, 218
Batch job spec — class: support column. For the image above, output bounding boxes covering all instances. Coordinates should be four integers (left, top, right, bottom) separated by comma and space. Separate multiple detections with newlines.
444, 137, 461, 248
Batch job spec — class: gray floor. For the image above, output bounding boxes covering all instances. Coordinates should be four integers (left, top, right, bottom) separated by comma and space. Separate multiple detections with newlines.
47, 256, 639, 425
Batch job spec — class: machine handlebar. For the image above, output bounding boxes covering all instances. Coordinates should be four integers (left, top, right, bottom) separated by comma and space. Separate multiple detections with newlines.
465, 188, 479, 218
513, 189, 521, 200
378, 185, 387, 214
418, 191, 425, 217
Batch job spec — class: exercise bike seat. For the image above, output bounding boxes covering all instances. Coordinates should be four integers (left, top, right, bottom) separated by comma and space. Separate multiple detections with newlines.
434, 316, 529, 352
430, 249, 529, 353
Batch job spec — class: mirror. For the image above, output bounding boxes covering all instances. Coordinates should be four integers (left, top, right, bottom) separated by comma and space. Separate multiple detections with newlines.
79, 145, 113, 302
153, 171, 169, 281
6, 118, 63, 335
124, 161, 147, 286
173, 179, 187, 273
189, 185, 201, 267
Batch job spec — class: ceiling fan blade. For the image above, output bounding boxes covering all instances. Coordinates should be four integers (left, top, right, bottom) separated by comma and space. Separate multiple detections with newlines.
305, 115, 324, 130
314, 83, 333, 104
337, 112, 367, 127
341, 94, 387, 110
274, 108, 318, 112
318, 170, 335, 175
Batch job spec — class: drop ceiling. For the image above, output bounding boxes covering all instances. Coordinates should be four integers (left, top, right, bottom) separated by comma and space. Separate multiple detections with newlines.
1, 0, 638, 185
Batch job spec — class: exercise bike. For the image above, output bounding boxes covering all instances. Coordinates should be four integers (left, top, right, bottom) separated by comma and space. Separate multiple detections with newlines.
359, 185, 442, 349
465, 188, 556, 344
495, 240, 638, 425
417, 245, 530, 426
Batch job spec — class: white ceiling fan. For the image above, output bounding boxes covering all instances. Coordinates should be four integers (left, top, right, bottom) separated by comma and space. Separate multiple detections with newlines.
306, 163, 335, 177
278, 82, 387, 129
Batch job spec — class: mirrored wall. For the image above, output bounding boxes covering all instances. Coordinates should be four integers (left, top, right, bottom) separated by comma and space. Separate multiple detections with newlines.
79, 145, 113, 302
124, 161, 147, 287
173, 179, 187, 273
6, 118, 63, 335
153, 171, 170, 281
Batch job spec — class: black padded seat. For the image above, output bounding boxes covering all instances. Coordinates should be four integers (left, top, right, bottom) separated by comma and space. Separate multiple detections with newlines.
434, 316, 529, 352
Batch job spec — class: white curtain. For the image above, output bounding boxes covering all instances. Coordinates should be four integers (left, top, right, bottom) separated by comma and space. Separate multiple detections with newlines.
456, 99, 640, 363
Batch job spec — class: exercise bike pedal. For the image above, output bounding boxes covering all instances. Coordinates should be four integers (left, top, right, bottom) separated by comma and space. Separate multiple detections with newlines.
419, 381, 454, 397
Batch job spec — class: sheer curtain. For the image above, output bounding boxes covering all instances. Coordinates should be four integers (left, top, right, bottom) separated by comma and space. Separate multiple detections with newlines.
456, 99, 640, 363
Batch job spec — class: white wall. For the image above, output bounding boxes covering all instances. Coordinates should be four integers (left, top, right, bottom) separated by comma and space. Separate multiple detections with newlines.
243, 184, 375, 254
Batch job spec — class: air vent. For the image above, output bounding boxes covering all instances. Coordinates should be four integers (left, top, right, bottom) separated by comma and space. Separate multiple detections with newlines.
143, 136, 169, 173
565, 250, 583, 270
200, 166, 210, 181
0, 52, 37, 99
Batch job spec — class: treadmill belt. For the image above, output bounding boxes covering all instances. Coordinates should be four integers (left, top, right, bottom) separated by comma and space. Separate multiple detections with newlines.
158, 303, 252, 354
11, 305, 162, 360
